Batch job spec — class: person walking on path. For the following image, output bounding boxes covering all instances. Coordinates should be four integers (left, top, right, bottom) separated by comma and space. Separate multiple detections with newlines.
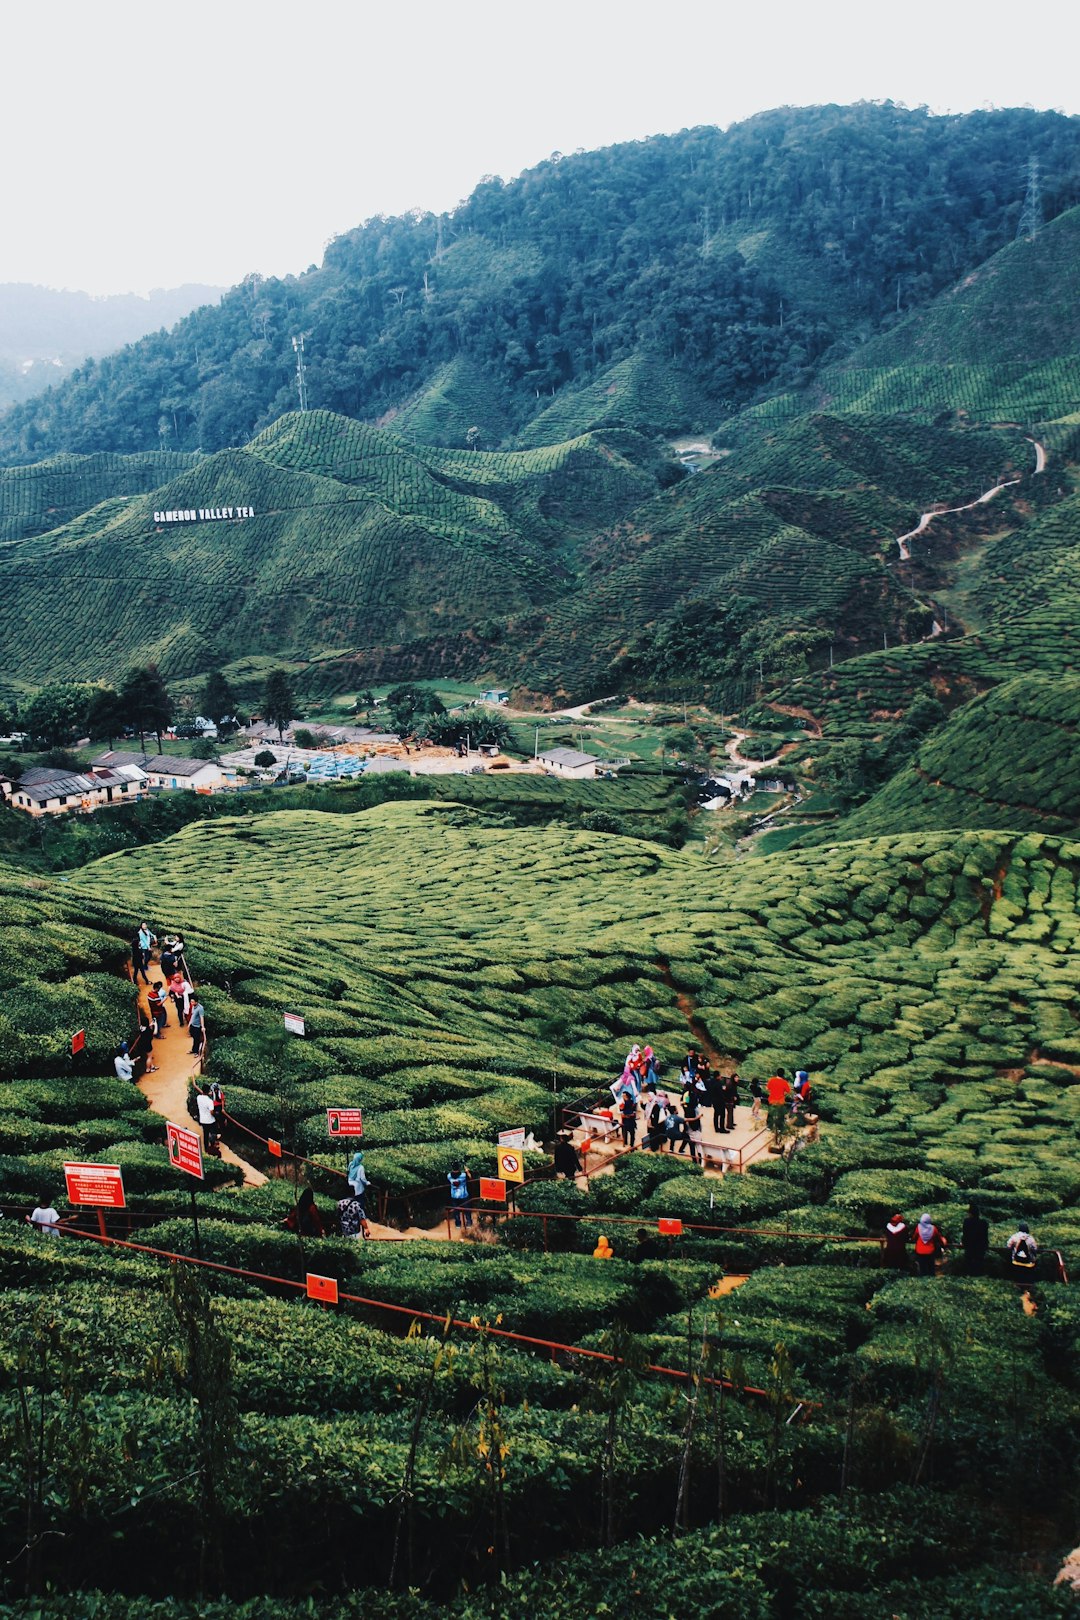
26, 1197, 61, 1236
553, 1134, 583, 1178
147, 982, 168, 1039
646, 1095, 667, 1153
914, 1213, 947, 1277
708, 1071, 726, 1134
347, 1149, 370, 1202
188, 999, 206, 1056
1006, 1222, 1038, 1279
882, 1213, 909, 1268
962, 1203, 990, 1275
168, 969, 192, 1025
750, 1076, 764, 1123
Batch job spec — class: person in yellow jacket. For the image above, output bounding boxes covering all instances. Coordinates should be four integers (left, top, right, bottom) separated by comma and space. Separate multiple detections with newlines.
592, 1233, 614, 1259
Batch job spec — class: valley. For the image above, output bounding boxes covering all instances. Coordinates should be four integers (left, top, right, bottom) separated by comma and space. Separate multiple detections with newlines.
2, 98, 1080, 1620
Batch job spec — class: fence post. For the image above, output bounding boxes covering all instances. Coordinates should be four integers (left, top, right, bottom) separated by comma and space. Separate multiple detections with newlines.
542, 1214, 549, 1253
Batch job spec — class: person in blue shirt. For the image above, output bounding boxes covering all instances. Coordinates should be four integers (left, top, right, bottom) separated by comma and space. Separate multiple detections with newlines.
448, 1163, 472, 1228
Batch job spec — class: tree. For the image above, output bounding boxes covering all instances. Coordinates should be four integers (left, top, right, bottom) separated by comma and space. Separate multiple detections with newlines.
262, 669, 295, 741
85, 685, 123, 748
386, 683, 444, 738
425, 706, 511, 750
201, 669, 237, 734
21, 683, 96, 748
254, 749, 277, 768
117, 665, 172, 752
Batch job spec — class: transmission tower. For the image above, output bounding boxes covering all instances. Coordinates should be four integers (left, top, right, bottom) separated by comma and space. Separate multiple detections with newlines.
292, 334, 308, 412
1016, 156, 1043, 241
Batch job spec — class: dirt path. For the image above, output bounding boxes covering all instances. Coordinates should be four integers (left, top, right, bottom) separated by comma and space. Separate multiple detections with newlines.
725, 730, 783, 771
132, 966, 267, 1187
894, 441, 1043, 562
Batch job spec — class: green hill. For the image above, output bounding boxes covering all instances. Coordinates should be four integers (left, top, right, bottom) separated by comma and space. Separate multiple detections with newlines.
816, 204, 1080, 422
2, 104, 1078, 461
0, 412, 658, 686
4, 794, 1080, 1605
0, 448, 199, 542
832, 675, 1080, 839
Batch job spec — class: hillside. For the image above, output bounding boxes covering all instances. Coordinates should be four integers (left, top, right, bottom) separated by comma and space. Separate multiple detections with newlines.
1, 104, 1078, 462
814, 204, 1080, 422
0, 412, 658, 687
3, 802, 1080, 1608
0, 448, 200, 542
829, 675, 1080, 840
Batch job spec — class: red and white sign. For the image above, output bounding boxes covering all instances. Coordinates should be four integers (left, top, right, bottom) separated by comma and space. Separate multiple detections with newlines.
268, 1138, 283, 1158
63, 1162, 126, 1208
306, 1273, 339, 1304
326, 1108, 364, 1138
166, 1121, 204, 1180
657, 1217, 684, 1237
497, 1127, 526, 1149
283, 1013, 306, 1037
497, 1148, 524, 1184
71, 1029, 86, 1055
479, 1177, 507, 1203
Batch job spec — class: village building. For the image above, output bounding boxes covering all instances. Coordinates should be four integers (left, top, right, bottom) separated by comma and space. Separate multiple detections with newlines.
142, 755, 232, 793
536, 747, 598, 779
479, 688, 510, 705
8, 767, 141, 818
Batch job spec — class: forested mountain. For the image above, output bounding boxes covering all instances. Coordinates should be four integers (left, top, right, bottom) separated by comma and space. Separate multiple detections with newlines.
1, 103, 1078, 461
0, 282, 223, 410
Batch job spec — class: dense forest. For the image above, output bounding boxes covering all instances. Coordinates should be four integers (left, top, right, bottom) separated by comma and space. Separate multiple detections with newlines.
1, 102, 1078, 461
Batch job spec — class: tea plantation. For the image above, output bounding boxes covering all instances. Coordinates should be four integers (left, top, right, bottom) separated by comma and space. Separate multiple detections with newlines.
1, 797, 1080, 1609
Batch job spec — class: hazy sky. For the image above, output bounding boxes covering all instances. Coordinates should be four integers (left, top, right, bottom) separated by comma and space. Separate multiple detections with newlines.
5, 0, 1078, 296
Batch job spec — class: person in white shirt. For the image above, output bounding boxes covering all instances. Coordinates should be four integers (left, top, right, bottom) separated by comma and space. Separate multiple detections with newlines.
114, 1046, 134, 1082
26, 1200, 61, 1237
1007, 1223, 1038, 1272
195, 1087, 219, 1151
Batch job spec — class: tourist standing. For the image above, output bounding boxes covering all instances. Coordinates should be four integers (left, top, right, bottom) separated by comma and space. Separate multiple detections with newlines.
26, 1197, 61, 1236
448, 1163, 472, 1228
962, 1203, 990, 1275
882, 1213, 909, 1268
913, 1213, 947, 1277
1006, 1222, 1038, 1279
188, 999, 206, 1056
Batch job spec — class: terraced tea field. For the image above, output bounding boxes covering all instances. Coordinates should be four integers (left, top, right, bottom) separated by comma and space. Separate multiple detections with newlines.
4, 793, 1080, 1611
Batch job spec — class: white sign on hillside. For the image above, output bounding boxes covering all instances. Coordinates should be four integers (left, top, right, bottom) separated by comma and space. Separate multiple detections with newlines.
153, 507, 256, 524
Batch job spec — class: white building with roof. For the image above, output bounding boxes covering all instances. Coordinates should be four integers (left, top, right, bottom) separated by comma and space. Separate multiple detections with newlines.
536, 747, 598, 779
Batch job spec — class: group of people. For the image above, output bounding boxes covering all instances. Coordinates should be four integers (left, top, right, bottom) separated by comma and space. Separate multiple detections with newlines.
883, 1205, 1041, 1278
282, 1151, 372, 1240
611, 1044, 813, 1163
116, 927, 207, 1086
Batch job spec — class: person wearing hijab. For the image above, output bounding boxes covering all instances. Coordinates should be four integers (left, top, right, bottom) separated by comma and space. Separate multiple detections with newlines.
882, 1213, 909, 1268
913, 1212, 947, 1277
347, 1150, 370, 1203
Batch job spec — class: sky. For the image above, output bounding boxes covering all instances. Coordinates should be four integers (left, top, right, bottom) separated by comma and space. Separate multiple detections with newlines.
4, 0, 1078, 297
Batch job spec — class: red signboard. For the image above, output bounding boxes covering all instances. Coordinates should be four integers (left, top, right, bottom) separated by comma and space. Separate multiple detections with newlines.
63, 1162, 126, 1208
71, 1029, 86, 1055
479, 1177, 507, 1203
306, 1273, 339, 1304
326, 1108, 364, 1138
658, 1218, 684, 1237
166, 1121, 204, 1180
268, 1138, 283, 1158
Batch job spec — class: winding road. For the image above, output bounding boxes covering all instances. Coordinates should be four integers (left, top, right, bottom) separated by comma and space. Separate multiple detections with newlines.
895, 436, 1045, 561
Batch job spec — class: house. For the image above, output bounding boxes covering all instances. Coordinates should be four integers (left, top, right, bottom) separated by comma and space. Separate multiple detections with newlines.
91, 751, 150, 784
536, 747, 597, 780
8, 767, 140, 818
479, 689, 510, 706
142, 756, 229, 793
756, 775, 798, 794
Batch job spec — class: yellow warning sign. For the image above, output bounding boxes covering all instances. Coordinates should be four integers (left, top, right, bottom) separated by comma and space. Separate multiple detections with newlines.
498, 1148, 524, 1184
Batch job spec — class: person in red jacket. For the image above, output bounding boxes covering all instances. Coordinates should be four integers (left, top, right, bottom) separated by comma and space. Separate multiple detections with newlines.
913, 1212, 947, 1277
766, 1070, 792, 1140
